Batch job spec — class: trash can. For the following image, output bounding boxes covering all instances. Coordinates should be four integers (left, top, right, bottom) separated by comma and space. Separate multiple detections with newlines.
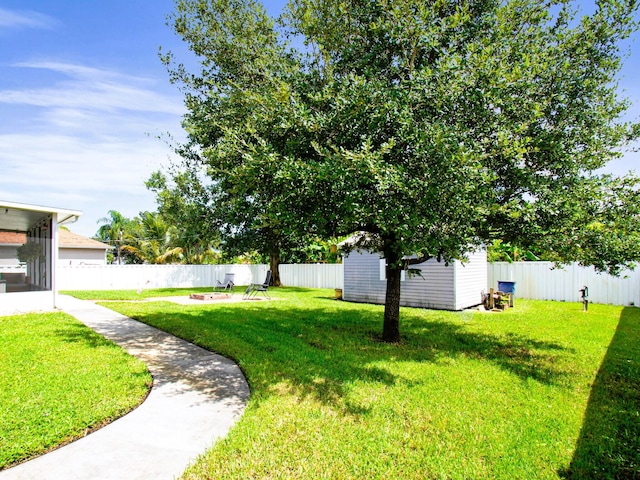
497, 281, 516, 294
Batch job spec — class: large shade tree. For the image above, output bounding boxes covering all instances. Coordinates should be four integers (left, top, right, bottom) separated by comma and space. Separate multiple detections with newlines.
164, 0, 640, 341
157, 0, 311, 284
147, 163, 313, 280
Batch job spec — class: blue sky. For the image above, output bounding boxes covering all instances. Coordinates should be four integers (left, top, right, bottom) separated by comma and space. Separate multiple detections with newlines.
0, 1, 638, 238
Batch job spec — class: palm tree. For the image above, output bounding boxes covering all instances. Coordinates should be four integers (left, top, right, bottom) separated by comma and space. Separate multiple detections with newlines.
96, 210, 131, 264
121, 211, 183, 264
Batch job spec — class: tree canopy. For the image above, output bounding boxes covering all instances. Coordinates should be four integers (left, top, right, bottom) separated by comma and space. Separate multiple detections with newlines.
162, 0, 640, 341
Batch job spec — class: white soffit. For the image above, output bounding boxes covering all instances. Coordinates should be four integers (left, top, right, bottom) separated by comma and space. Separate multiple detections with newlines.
0, 200, 82, 233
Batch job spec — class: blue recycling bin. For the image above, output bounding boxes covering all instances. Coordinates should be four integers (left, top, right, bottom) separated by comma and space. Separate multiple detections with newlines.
497, 281, 516, 294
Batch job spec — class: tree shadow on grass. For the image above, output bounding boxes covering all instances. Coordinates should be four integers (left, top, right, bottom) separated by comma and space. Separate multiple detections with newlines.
108, 298, 571, 417
560, 307, 640, 479
53, 321, 120, 349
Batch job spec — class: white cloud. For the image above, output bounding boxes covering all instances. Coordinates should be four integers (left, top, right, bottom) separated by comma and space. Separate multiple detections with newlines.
0, 62, 184, 115
0, 8, 57, 30
0, 132, 174, 236
0, 60, 186, 237
0, 132, 168, 194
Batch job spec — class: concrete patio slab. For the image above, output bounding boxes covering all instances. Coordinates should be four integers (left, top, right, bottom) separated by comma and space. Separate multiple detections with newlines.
0, 295, 250, 480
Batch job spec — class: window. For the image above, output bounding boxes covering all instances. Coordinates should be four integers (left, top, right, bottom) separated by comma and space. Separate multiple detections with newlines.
379, 258, 406, 281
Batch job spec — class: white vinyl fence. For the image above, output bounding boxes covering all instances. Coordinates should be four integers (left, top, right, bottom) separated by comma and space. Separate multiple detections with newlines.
57, 262, 639, 306
488, 262, 640, 307
57, 264, 268, 291
56, 263, 342, 291
280, 264, 343, 289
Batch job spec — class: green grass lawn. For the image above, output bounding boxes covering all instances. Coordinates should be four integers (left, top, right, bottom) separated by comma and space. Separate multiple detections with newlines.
60, 287, 215, 301
69, 287, 639, 479
0, 312, 152, 470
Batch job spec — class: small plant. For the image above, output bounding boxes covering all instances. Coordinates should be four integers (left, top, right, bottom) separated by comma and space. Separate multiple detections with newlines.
16, 242, 43, 263
487, 240, 540, 262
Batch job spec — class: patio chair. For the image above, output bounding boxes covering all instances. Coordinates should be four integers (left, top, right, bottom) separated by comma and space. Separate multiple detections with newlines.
243, 270, 271, 300
214, 273, 235, 293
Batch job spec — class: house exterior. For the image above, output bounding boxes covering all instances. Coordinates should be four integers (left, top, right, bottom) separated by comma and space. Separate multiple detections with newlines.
57, 229, 111, 265
0, 200, 82, 315
343, 248, 487, 311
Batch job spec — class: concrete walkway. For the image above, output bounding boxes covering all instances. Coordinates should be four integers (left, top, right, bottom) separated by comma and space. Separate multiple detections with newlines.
0, 295, 250, 480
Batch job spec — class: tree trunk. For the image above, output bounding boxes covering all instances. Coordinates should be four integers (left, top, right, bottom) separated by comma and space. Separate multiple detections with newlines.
383, 263, 402, 343
269, 248, 281, 286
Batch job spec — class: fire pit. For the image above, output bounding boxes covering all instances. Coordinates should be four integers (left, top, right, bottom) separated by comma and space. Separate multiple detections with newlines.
189, 293, 231, 301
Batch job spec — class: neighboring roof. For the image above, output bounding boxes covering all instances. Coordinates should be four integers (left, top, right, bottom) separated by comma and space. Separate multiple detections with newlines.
0, 200, 82, 232
0, 229, 111, 250
0, 231, 24, 245
58, 229, 112, 250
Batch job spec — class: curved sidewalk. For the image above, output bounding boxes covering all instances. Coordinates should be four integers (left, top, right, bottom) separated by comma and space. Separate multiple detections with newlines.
0, 295, 250, 480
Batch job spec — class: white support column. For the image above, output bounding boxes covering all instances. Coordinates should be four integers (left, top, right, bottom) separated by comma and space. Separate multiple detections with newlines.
51, 213, 59, 308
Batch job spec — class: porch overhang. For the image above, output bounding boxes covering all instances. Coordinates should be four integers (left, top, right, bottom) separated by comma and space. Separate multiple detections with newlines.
0, 200, 82, 315
1, 200, 81, 232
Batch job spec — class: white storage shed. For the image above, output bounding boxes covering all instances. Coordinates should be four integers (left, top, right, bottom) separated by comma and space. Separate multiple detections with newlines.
343, 248, 487, 311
